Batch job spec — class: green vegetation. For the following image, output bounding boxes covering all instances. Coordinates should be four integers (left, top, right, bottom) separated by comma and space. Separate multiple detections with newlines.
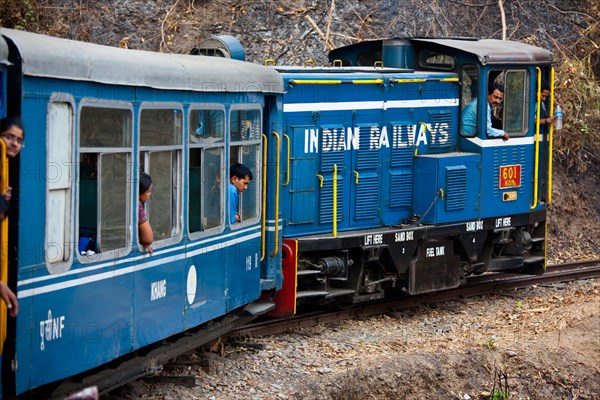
514, 300, 523, 309
483, 336, 498, 350
489, 389, 509, 400
0, 0, 36, 30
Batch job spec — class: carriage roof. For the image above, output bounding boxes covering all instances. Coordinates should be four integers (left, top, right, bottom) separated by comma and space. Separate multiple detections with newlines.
0, 28, 283, 94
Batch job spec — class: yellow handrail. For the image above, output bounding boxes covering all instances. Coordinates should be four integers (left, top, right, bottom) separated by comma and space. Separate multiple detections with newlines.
532, 67, 541, 209
289, 79, 383, 85
352, 170, 359, 184
0, 139, 8, 352
316, 174, 323, 187
352, 79, 384, 85
391, 78, 427, 83
333, 164, 337, 237
271, 131, 280, 258
548, 67, 555, 204
261, 134, 267, 261
282, 134, 290, 186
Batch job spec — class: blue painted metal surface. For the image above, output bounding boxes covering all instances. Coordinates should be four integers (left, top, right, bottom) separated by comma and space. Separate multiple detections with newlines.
412, 152, 481, 224
277, 68, 460, 236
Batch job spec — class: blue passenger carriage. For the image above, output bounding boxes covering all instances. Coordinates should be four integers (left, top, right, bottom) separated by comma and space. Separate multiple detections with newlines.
0, 28, 283, 395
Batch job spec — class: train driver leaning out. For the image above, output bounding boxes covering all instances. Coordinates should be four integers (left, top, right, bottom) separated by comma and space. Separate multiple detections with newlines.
461, 83, 510, 141
229, 163, 253, 224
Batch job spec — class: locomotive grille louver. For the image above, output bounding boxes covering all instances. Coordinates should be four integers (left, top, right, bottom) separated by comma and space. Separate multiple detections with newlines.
445, 166, 467, 211
492, 147, 527, 199
355, 176, 379, 219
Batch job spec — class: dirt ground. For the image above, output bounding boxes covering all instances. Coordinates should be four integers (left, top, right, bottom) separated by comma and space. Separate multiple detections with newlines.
113, 278, 600, 400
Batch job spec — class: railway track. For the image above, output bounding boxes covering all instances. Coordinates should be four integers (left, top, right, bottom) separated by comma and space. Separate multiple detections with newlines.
47, 259, 600, 399
227, 259, 600, 340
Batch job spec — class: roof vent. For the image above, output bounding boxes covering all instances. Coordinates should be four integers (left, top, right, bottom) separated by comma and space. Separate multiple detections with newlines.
192, 35, 246, 61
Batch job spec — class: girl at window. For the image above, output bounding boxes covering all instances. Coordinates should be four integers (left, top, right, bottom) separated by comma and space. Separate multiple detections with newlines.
139, 172, 154, 255
0, 117, 25, 201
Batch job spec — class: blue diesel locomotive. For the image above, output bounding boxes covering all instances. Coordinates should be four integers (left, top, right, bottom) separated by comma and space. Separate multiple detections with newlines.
0, 28, 554, 396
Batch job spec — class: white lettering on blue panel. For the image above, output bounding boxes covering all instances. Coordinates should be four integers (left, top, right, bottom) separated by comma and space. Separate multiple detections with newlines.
151, 279, 167, 301
302, 122, 451, 154
415, 123, 428, 146
39, 310, 65, 351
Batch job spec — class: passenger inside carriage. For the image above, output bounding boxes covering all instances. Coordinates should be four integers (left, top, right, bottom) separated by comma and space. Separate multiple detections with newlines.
138, 172, 154, 255
0, 117, 25, 201
229, 163, 252, 224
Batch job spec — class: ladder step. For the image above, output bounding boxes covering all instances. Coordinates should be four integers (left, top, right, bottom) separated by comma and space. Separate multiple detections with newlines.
325, 288, 355, 299
530, 237, 545, 243
296, 290, 329, 299
298, 270, 321, 276
524, 256, 545, 264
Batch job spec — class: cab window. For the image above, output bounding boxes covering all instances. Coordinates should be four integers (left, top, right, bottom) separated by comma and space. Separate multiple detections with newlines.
459, 65, 479, 136
503, 70, 528, 135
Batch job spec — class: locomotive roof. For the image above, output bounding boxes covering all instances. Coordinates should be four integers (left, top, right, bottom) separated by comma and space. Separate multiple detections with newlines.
409, 37, 553, 65
0, 28, 283, 94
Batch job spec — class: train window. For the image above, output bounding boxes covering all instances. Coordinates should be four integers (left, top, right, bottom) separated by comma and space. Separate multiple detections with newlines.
460, 65, 479, 136
46, 102, 74, 270
229, 107, 261, 225
419, 50, 456, 71
139, 107, 183, 245
502, 70, 528, 136
188, 108, 225, 235
79, 105, 132, 259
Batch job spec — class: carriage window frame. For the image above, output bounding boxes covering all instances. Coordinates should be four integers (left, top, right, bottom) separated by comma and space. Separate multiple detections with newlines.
45, 96, 75, 274
229, 104, 262, 229
77, 100, 133, 263
138, 103, 184, 251
187, 104, 226, 240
